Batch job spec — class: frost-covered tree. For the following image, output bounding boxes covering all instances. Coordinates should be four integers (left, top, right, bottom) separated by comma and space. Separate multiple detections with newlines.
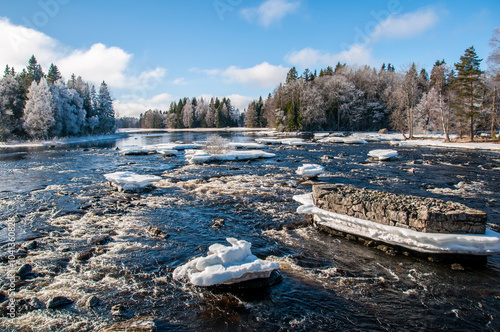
23, 78, 54, 139
51, 81, 86, 137
402, 63, 420, 138
181, 97, 194, 128
0, 70, 24, 140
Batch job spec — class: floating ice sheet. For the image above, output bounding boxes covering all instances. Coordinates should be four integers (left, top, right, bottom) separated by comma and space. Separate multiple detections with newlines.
104, 171, 162, 191
294, 194, 500, 255
173, 238, 280, 286
186, 150, 275, 164
368, 149, 398, 160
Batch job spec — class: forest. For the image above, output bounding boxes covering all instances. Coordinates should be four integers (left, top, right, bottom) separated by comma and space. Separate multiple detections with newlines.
245, 45, 499, 141
0, 55, 115, 141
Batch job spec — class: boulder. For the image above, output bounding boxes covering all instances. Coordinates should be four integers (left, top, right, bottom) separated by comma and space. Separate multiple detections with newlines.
313, 184, 487, 234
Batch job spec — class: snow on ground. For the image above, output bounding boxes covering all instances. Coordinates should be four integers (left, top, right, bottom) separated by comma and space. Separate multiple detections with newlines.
103, 171, 162, 191
296, 164, 325, 177
394, 140, 500, 151
186, 150, 275, 164
294, 193, 500, 255
173, 238, 280, 286
368, 149, 399, 161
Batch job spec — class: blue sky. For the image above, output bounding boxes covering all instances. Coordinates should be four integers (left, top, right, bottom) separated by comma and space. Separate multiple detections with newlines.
1, 0, 499, 117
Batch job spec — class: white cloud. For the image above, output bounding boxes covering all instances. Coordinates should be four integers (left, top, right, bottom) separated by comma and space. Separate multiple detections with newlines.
241, 0, 300, 27
370, 8, 439, 43
225, 94, 255, 111
0, 17, 167, 89
172, 77, 188, 85
285, 45, 373, 68
285, 8, 439, 68
114, 93, 175, 118
201, 62, 289, 88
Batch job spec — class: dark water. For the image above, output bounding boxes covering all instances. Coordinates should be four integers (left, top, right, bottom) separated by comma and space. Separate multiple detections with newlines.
0, 131, 499, 331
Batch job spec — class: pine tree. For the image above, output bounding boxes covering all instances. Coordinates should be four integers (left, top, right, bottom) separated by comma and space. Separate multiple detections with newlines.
23, 77, 55, 139
286, 67, 298, 84
0, 70, 23, 140
403, 63, 420, 138
453, 46, 484, 141
47, 64, 62, 84
95, 81, 115, 134
27, 55, 44, 84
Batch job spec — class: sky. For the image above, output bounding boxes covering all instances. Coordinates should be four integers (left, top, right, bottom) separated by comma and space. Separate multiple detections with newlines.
0, 0, 499, 118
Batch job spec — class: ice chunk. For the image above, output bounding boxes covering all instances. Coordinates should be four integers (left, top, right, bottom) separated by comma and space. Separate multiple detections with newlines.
296, 164, 325, 177
173, 238, 280, 286
104, 171, 162, 191
368, 149, 398, 160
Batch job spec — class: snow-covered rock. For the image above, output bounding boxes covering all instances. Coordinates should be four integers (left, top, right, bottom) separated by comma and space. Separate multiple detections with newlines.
255, 138, 306, 146
294, 194, 500, 255
296, 164, 325, 178
186, 150, 275, 164
104, 171, 162, 191
229, 142, 266, 149
173, 238, 280, 286
158, 149, 179, 156
120, 147, 157, 155
368, 149, 398, 161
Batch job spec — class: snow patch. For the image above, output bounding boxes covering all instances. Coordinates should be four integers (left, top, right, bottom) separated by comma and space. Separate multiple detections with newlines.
296, 164, 325, 177
368, 149, 398, 161
173, 238, 280, 286
103, 171, 162, 191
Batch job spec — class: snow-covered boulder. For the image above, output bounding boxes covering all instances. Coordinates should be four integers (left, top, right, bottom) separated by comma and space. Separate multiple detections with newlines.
296, 164, 325, 178
368, 149, 398, 161
120, 147, 157, 155
173, 238, 280, 286
104, 171, 162, 192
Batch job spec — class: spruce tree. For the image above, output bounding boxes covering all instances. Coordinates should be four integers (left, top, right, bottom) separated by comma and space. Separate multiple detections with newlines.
23, 78, 54, 139
453, 46, 484, 141
96, 81, 115, 134
47, 64, 62, 84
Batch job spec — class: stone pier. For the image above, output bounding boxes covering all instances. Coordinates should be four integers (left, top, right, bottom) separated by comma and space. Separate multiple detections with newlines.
312, 184, 487, 234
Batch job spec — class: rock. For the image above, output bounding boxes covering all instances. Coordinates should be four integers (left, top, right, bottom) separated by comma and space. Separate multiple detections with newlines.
313, 184, 487, 234
16, 297, 45, 313
210, 218, 225, 229
75, 248, 95, 261
451, 263, 465, 271
0, 291, 7, 303
47, 296, 73, 309
21, 240, 37, 250
100, 316, 157, 332
111, 304, 127, 316
378, 128, 389, 134
86, 295, 100, 307
145, 226, 169, 239
88, 234, 113, 245
16, 264, 32, 279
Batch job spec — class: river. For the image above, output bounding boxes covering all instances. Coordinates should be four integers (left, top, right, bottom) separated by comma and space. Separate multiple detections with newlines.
0, 130, 499, 331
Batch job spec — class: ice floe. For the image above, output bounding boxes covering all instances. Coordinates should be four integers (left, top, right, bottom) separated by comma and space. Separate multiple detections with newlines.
255, 138, 306, 146
294, 193, 500, 255
103, 171, 162, 191
173, 238, 280, 286
186, 150, 275, 164
296, 164, 325, 177
368, 149, 399, 161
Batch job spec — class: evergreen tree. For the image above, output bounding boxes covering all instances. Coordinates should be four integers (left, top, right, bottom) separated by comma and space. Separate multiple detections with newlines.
0, 70, 23, 140
27, 55, 44, 84
23, 77, 54, 139
403, 63, 420, 138
453, 46, 484, 141
47, 64, 62, 84
286, 67, 298, 84
95, 81, 115, 134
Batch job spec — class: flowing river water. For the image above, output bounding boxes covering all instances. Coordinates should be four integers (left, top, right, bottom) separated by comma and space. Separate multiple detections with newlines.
0, 131, 499, 331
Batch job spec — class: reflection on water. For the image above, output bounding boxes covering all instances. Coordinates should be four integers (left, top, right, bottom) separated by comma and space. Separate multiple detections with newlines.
0, 131, 499, 331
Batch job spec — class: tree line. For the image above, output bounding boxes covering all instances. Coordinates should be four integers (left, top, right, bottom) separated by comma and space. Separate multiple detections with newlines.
245, 40, 500, 142
138, 96, 243, 129
0, 55, 115, 141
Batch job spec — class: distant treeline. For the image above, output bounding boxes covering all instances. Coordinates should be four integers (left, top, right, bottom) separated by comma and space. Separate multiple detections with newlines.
137, 96, 243, 129
0, 55, 115, 141
245, 45, 499, 141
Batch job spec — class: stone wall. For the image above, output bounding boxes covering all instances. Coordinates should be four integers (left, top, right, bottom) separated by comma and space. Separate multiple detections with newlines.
312, 184, 487, 234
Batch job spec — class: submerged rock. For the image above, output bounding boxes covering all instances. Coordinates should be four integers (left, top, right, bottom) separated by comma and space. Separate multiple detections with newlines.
47, 296, 73, 309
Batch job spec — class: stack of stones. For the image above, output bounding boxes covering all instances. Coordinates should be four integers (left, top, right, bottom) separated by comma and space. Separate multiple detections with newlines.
312, 184, 487, 234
